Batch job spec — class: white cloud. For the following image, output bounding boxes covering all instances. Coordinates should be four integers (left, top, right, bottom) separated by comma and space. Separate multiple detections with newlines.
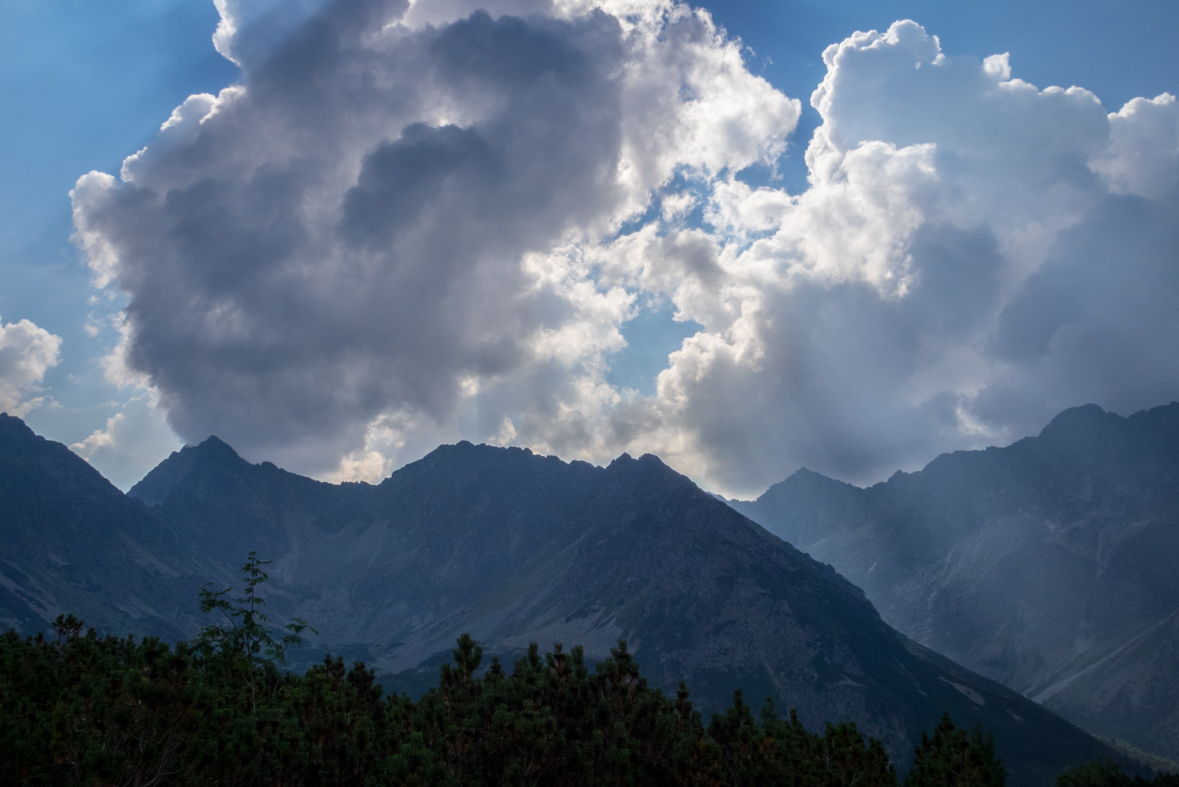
212, 0, 327, 68
70, 392, 184, 491
1093, 92, 1179, 199
0, 315, 61, 417
120, 93, 220, 184
581, 19, 1179, 494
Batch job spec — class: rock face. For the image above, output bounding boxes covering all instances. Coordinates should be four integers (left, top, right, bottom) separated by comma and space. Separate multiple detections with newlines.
0, 413, 1124, 784
731, 402, 1179, 762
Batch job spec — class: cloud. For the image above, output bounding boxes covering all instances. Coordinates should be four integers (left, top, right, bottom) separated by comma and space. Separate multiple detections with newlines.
212, 0, 329, 68
73, 0, 796, 479
982, 188, 1179, 433
1092, 93, 1179, 199
569, 19, 1179, 493
0, 315, 61, 417
70, 392, 184, 491
73, 3, 1179, 495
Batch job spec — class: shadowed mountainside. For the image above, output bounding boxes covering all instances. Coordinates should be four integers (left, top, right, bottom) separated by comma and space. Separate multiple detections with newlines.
731, 402, 1179, 761
0, 413, 209, 639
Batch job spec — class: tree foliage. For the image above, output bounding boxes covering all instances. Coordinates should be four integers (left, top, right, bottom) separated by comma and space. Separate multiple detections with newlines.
0, 555, 1084, 787
904, 713, 1005, 787
193, 551, 314, 713
1057, 761, 1179, 787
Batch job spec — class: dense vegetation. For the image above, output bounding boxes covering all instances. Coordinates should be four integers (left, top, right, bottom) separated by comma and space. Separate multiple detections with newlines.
0, 555, 1166, 787
1057, 762, 1179, 787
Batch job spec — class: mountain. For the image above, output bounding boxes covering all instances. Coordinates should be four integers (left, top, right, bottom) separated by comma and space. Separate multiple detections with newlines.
731, 402, 1179, 762
127, 434, 1125, 782
0, 412, 1127, 783
0, 413, 206, 639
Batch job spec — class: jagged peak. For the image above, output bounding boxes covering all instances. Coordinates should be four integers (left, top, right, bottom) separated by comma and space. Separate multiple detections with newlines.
1037, 401, 1179, 443
410, 440, 538, 469
606, 452, 675, 470
0, 411, 37, 438
0, 412, 120, 493
751, 466, 863, 506
785, 466, 857, 486
605, 451, 700, 494
1038, 403, 1119, 437
391, 442, 699, 497
187, 434, 242, 458
1128, 400, 1179, 423
128, 434, 252, 505
607, 451, 668, 472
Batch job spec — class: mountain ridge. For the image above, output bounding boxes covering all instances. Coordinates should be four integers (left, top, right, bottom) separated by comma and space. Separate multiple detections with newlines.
731, 401, 1179, 761
0, 411, 1136, 784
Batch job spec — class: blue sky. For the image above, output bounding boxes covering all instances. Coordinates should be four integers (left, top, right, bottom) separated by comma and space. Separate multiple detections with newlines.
1, 0, 235, 439
2, 0, 1177, 493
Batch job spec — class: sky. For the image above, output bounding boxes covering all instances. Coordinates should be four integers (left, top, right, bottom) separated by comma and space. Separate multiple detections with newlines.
1, 0, 1177, 496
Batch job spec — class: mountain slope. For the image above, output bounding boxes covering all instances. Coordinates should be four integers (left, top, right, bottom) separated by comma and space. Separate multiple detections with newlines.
0, 413, 200, 638
129, 436, 1122, 784
731, 402, 1179, 760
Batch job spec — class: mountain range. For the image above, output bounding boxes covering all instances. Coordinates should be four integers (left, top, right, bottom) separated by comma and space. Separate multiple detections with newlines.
731, 402, 1179, 763
0, 409, 1144, 784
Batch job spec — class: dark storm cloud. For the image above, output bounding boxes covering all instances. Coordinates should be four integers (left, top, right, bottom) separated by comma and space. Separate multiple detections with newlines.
74, 0, 629, 473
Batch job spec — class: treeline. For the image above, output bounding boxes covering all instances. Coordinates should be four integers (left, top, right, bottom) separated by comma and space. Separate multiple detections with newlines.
0, 624, 979, 787
0, 556, 1170, 787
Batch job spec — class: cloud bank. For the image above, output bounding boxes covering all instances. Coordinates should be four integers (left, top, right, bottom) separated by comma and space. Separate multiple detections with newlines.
73, 1, 1179, 494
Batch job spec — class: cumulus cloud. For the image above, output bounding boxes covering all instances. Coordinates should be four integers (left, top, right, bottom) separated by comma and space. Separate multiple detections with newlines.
1092, 93, 1179, 199
73, 1, 1179, 495
575, 19, 1179, 493
982, 189, 1179, 432
70, 392, 184, 491
0, 315, 61, 417
73, 0, 796, 479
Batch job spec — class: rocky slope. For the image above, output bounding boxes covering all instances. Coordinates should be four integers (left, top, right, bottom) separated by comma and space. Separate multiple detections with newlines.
731, 402, 1179, 761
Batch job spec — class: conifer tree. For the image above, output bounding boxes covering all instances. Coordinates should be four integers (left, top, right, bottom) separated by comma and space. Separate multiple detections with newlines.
904, 713, 1006, 787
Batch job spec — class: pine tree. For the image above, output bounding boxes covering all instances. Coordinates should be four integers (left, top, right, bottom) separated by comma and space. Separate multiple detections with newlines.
904, 713, 1006, 787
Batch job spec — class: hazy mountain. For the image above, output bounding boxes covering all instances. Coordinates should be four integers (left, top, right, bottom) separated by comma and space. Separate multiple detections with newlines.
731, 402, 1179, 761
0, 413, 1126, 783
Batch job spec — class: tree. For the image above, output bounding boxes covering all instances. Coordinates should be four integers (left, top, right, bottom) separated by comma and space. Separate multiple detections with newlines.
904, 714, 1005, 787
194, 551, 314, 712
1057, 761, 1135, 787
